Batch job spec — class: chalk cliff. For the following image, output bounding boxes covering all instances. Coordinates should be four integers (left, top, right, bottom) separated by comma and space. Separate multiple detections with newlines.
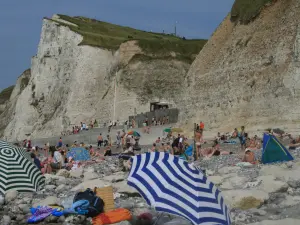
0, 69, 31, 137
180, 0, 300, 131
4, 0, 297, 141
0, 15, 205, 141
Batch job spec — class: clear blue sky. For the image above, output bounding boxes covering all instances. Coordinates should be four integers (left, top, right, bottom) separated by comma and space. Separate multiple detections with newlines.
0, 0, 234, 90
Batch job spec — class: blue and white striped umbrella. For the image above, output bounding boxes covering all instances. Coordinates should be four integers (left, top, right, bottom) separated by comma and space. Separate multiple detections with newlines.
127, 152, 231, 225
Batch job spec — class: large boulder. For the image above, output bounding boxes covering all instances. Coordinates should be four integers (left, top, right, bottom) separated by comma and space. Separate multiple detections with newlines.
222, 189, 269, 209
44, 174, 66, 185
113, 181, 139, 195
279, 195, 300, 207
33, 196, 59, 207
247, 218, 300, 225
71, 179, 110, 191
163, 218, 192, 225
56, 184, 67, 192
257, 176, 289, 193
260, 165, 300, 183
1, 215, 11, 225
45, 185, 57, 191
207, 176, 224, 186
56, 169, 70, 178
5, 190, 18, 203
70, 167, 84, 178
18, 204, 30, 214
220, 176, 248, 190
220, 181, 234, 190
103, 172, 126, 183
218, 166, 240, 175
83, 172, 99, 181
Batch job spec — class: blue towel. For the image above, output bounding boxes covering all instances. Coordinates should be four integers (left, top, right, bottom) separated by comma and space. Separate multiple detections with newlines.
63, 200, 89, 215
185, 145, 193, 156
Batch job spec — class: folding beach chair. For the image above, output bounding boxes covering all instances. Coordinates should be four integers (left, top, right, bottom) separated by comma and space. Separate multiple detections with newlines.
93, 186, 115, 212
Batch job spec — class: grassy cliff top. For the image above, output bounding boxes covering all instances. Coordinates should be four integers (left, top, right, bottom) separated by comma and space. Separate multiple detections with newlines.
53, 15, 207, 63
0, 85, 14, 104
231, 0, 272, 24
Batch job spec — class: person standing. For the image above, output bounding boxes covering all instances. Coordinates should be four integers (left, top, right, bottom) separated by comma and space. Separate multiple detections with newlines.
44, 143, 49, 157
124, 121, 128, 131
238, 126, 246, 151
108, 121, 112, 132
97, 133, 103, 147
50, 148, 62, 170
58, 137, 63, 148
200, 121, 205, 134
116, 131, 121, 148
195, 129, 203, 160
107, 135, 112, 147
31, 153, 41, 170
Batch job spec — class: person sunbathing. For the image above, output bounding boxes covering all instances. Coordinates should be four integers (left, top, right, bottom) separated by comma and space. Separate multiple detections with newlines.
104, 146, 112, 156
232, 128, 238, 138
200, 140, 220, 158
242, 149, 256, 163
195, 130, 203, 159
65, 157, 75, 170
89, 145, 95, 156
150, 143, 159, 152
160, 143, 165, 152
41, 156, 53, 174
246, 138, 256, 149
289, 139, 300, 150
165, 142, 173, 154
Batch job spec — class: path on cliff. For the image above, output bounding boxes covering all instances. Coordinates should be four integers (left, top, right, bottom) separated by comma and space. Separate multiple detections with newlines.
31, 124, 177, 147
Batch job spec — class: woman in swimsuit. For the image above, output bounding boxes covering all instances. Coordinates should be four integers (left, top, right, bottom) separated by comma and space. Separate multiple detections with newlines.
195, 130, 203, 159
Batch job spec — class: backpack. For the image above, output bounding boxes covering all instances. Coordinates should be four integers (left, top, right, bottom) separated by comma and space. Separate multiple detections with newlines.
73, 188, 104, 217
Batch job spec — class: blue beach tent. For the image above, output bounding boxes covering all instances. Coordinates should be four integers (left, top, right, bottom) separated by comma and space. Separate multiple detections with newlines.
262, 133, 294, 164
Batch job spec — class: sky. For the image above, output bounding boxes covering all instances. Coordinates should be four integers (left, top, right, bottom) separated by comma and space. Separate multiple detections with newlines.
0, 0, 234, 90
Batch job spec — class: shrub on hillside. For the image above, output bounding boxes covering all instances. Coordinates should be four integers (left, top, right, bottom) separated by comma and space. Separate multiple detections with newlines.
231, 0, 273, 24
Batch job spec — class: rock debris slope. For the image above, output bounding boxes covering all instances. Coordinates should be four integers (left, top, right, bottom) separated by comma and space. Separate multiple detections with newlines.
180, 0, 300, 131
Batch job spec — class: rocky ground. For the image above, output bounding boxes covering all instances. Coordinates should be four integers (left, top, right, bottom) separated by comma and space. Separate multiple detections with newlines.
195, 144, 300, 225
1, 143, 300, 225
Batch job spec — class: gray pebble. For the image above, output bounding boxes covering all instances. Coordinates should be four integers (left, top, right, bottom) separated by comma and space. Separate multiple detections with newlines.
18, 204, 30, 214
0, 195, 4, 205
2, 215, 11, 225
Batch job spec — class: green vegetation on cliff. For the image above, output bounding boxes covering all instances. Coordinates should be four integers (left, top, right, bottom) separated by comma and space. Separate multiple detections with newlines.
0, 86, 14, 104
54, 15, 207, 63
231, 0, 272, 24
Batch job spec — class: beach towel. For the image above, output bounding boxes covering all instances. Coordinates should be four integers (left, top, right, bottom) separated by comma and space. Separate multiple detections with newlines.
92, 208, 132, 225
27, 206, 58, 223
223, 140, 237, 144
63, 200, 90, 215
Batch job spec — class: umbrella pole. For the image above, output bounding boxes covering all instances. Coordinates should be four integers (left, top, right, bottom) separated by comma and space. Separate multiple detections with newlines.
193, 123, 197, 161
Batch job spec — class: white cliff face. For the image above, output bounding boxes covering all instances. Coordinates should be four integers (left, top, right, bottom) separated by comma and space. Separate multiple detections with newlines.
3, 19, 117, 140
0, 69, 31, 137
2, 18, 188, 141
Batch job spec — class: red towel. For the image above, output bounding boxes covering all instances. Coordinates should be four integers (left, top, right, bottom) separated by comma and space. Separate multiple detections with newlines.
92, 208, 132, 225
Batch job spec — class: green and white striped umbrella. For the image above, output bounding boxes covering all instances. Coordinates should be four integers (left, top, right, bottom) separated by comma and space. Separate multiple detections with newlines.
0, 141, 45, 195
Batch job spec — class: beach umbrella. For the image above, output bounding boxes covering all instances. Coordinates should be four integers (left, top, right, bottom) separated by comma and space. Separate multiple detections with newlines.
67, 147, 90, 161
163, 128, 172, 133
127, 130, 140, 137
127, 152, 231, 225
0, 141, 45, 195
